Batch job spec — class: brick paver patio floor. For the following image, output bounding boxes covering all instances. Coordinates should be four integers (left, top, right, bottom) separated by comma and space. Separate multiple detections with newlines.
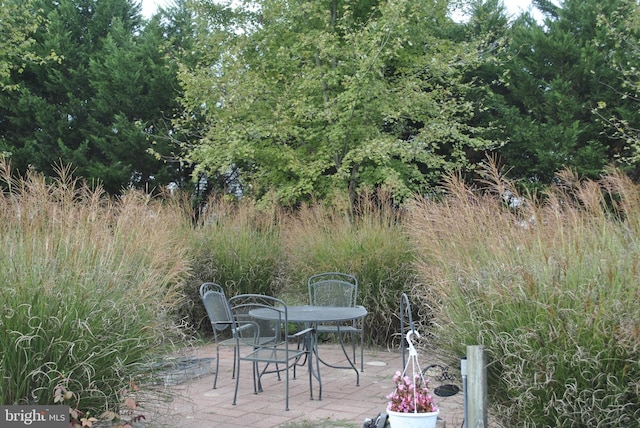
140, 342, 466, 428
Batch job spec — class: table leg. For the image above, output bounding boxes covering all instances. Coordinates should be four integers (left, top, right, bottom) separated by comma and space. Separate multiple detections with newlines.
315, 324, 360, 386
300, 322, 323, 400
311, 326, 322, 400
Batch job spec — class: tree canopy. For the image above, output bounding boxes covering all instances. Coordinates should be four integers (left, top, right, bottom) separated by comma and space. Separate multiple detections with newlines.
0, 0, 184, 193
177, 0, 496, 206
483, 0, 639, 187
1, 0, 640, 203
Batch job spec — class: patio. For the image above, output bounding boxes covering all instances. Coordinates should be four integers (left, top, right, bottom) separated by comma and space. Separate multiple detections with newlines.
142, 343, 466, 427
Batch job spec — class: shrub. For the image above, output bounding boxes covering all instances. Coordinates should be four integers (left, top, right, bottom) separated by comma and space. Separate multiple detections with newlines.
407, 162, 640, 426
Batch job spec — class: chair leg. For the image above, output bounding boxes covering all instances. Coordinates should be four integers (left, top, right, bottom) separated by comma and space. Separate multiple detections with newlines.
285, 362, 290, 411
307, 335, 317, 401
213, 345, 220, 389
254, 361, 261, 393
232, 355, 241, 405
232, 347, 237, 379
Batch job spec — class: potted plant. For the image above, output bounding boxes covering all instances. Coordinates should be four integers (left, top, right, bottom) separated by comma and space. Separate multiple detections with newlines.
386, 370, 439, 428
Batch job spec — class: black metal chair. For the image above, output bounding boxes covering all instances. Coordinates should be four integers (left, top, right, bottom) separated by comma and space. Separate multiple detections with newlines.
229, 294, 315, 411
308, 272, 364, 371
199, 282, 237, 389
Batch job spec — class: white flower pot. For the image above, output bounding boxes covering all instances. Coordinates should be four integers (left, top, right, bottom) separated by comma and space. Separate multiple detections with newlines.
387, 409, 439, 428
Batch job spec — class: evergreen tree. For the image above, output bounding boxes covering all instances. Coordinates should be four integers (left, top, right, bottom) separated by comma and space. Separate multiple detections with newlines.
0, 0, 183, 193
480, 0, 636, 186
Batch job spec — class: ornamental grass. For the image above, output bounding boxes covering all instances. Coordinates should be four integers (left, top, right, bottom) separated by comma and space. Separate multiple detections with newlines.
407, 160, 640, 426
0, 161, 192, 420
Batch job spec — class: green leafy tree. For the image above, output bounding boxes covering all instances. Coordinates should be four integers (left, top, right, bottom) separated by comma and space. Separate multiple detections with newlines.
0, 0, 184, 193
592, 0, 640, 178
0, 0, 50, 91
453, 0, 512, 172
177, 0, 494, 207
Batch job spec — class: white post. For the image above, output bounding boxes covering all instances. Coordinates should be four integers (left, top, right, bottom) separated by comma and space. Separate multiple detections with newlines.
466, 345, 487, 428
460, 356, 468, 427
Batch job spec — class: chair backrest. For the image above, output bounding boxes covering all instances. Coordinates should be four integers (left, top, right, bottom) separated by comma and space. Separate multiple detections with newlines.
308, 272, 358, 307
199, 282, 233, 333
228, 294, 286, 346
200, 282, 223, 298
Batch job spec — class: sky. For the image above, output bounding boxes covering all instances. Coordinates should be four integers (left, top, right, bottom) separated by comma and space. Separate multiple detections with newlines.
140, 0, 540, 19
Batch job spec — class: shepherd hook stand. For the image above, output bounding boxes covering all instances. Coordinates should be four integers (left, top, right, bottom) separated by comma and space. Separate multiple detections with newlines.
401, 330, 429, 412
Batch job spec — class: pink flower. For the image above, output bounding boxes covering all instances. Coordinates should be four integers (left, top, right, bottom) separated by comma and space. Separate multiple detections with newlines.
387, 370, 438, 413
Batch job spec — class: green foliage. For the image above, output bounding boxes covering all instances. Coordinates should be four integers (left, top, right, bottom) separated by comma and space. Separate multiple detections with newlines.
0, 0, 51, 90
193, 198, 284, 290
177, 0, 493, 207
480, 0, 637, 185
0, 0, 184, 194
592, 0, 640, 176
0, 162, 191, 416
408, 161, 640, 426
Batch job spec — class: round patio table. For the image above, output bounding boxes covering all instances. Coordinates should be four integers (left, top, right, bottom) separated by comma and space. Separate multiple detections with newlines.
250, 305, 368, 399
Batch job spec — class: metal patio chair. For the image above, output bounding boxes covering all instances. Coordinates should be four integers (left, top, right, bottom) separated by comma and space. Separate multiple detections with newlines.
199, 282, 237, 389
229, 294, 315, 411
308, 272, 364, 371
